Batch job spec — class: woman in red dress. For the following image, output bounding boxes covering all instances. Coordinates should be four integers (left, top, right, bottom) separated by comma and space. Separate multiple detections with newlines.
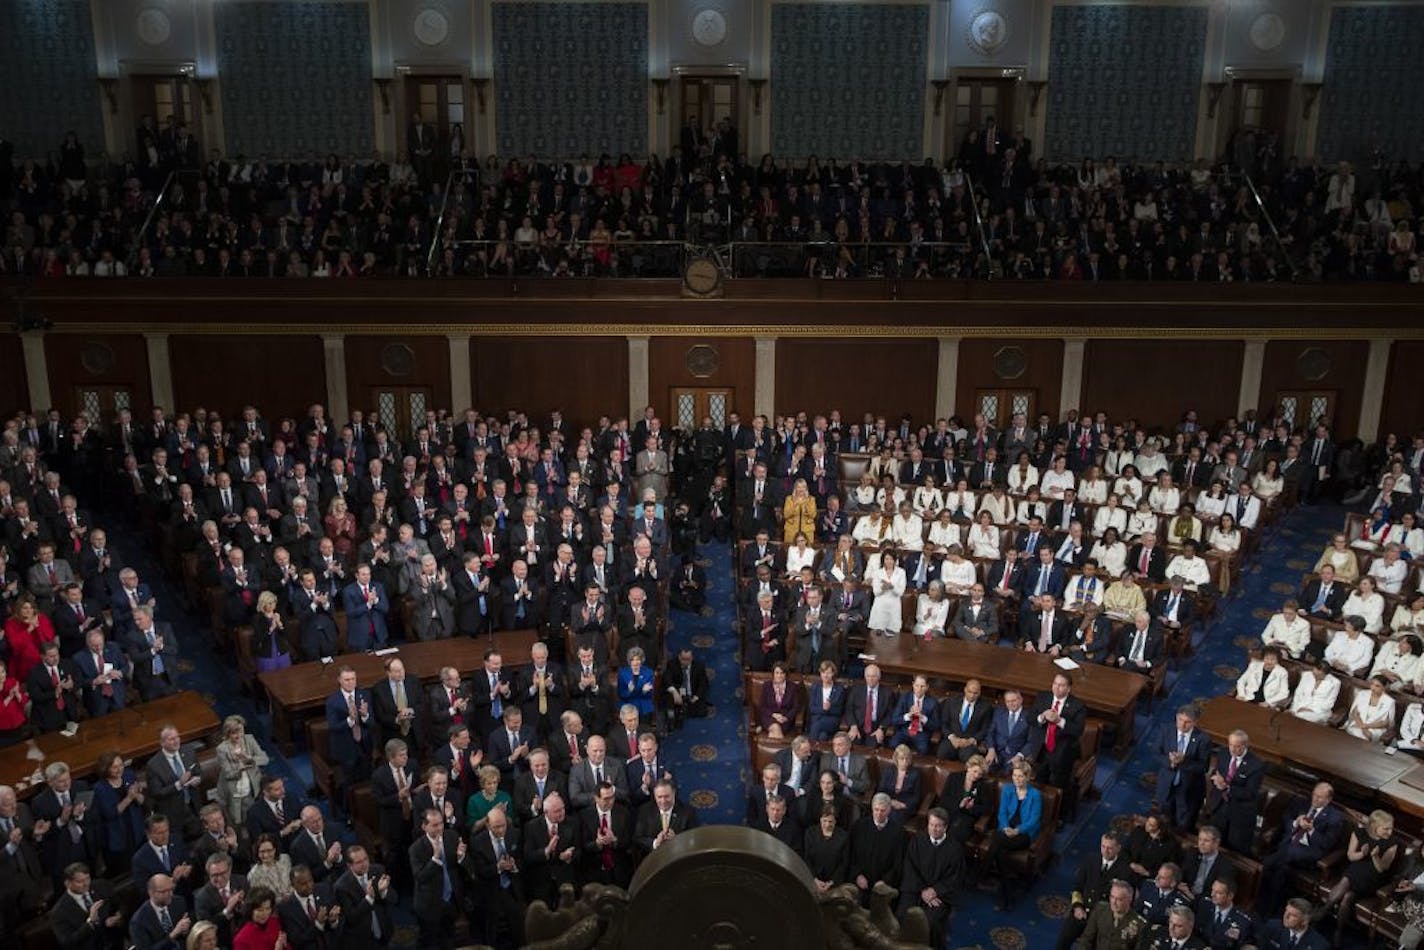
4, 595, 56, 683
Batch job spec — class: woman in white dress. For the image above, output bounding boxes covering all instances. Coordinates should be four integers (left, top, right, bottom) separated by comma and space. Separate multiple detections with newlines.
1326, 616, 1378, 676
867, 551, 907, 636
867, 449, 898, 483
1344, 676, 1397, 743
784, 533, 818, 578
1195, 481, 1229, 522
912, 581, 951, 639
1370, 633, 1423, 687
1204, 513, 1242, 593
926, 510, 961, 557
1093, 495, 1128, 538
1369, 545, 1409, 595
942, 480, 976, 522
850, 473, 878, 512
977, 486, 1014, 526
1251, 458, 1284, 502
1089, 526, 1128, 579
911, 475, 943, 519
1392, 511, 1424, 559
1289, 659, 1341, 725
1112, 465, 1144, 508
1016, 488, 1048, 526
875, 475, 906, 512
1007, 455, 1039, 496
1392, 591, 1424, 634
853, 508, 892, 548
1165, 539, 1211, 590
967, 511, 1002, 560
1125, 501, 1158, 542
1134, 442, 1168, 480
939, 545, 977, 594
1076, 465, 1109, 505
1104, 437, 1135, 478
1148, 473, 1181, 516
1039, 456, 1076, 501
1382, 459, 1414, 496
1343, 577, 1387, 634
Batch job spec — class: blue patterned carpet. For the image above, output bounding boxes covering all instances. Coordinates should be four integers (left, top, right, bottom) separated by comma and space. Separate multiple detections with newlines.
129, 505, 1369, 948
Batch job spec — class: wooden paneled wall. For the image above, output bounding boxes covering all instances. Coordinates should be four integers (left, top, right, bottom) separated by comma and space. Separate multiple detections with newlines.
0, 335, 29, 416
344, 336, 451, 419
1257, 340, 1368, 440
647, 337, 756, 423
471, 336, 628, 429
1082, 341, 1244, 429
775, 340, 936, 422
1382, 341, 1424, 442
170, 335, 327, 424
43, 333, 151, 421
955, 338, 1066, 426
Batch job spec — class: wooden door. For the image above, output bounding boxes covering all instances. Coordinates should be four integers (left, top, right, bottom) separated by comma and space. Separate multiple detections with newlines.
131, 75, 195, 134
406, 76, 467, 156
670, 388, 734, 431
1231, 80, 1291, 164
974, 388, 1035, 430
1275, 390, 1336, 431
372, 386, 434, 442
950, 79, 1016, 161
679, 76, 739, 151
75, 385, 134, 433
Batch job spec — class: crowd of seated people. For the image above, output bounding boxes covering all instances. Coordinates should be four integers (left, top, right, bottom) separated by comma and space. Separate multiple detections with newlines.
4, 112, 1423, 280
0, 392, 1421, 948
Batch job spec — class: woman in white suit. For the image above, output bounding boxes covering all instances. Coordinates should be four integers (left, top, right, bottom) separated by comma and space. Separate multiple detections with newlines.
867, 550, 907, 636
216, 714, 270, 826
1235, 647, 1290, 708
912, 581, 952, 639
1289, 658, 1341, 725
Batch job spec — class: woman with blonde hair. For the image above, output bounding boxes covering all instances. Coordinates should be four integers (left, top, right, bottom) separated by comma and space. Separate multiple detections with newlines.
216, 714, 269, 826
782, 478, 817, 545
252, 590, 292, 671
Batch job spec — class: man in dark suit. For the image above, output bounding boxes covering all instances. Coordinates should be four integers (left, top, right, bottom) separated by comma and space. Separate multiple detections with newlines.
751, 794, 802, 856
48, 862, 125, 950
1299, 565, 1347, 622
1151, 576, 1197, 640
324, 667, 373, 821
289, 807, 346, 884
849, 794, 905, 903
844, 663, 896, 748
370, 739, 417, 891
1055, 832, 1133, 950
277, 864, 341, 950
521, 791, 580, 906
470, 649, 516, 741
1194, 878, 1253, 949
1201, 730, 1266, 855
26, 639, 80, 732
1302, 427, 1335, 503
144, 726, 203, 838
1257, 782, 1347, 914
408, 808, 464, 949
452, 552, 494, 636
462, 807, 524, 947
662, 647, 710, 729
828, 578, 868, 647
1257, 897, 1328, 949
51, 582, 105, 658
1024, 673, 1087, 802
897, 809, 963, 948
1157, 706, 1213, 832
486, 704, 538, 787
951, 587, 999, 643
633, 781, 698, 860
127, 873, 192, 950
192, 852, 248, 947
517, 643, 565, 741
499, 560, 541, 630
1179, 826, 1235, 902
937, 679, 992, 761
73, 628, 127, 717
511, 749, 569, 825
578, 780, 634, 887
289, 570, 339, 659
746, 762, 798, 826
1020, 548, 1068, 614
1021, 594, 1070, 654
1129, 534, 1168, 584
130, 814, 194, 891
342, 564, 390, 651
1115, 610, 1166, 674
369, 657, 422, 751
332, 845, 394, 950
122, 604, 178, 700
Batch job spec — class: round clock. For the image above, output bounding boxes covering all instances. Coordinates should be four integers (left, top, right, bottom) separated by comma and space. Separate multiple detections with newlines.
683, 258, 721, 296
136, 8, 172, 46
1249, 12, 1286, 52
692, 9, 727, 48
413, 8, 450, 47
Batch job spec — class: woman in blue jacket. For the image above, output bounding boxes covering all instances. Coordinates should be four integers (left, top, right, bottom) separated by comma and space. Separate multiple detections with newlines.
618, 646, 657, 717
986, 760, 1042, 911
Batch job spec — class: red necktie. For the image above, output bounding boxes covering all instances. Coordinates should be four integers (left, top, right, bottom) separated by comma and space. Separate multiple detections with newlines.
600, 812, 614, 870
569, 735, 577, 757
863, 690, 874, 734
1140, 549, 1150, 573
52, 666, 64, 710
1046, 699, 1061, 752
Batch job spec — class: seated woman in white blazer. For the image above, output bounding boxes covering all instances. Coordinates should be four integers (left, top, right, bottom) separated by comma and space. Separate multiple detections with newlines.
1235, 646, 1290, 709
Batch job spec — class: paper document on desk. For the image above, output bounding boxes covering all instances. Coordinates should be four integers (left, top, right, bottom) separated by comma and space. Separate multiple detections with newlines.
1053, 657, 1081, 671
858, 654, 877, 662
374, 647, 401, 657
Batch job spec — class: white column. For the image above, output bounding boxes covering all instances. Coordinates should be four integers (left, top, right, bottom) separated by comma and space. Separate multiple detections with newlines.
448, 333, 472, 412
322, 334, 349, 426
1358, 338, 1393, 443
1059, 338, 1085, 419
935, 336, 960, 420
20, 333, 51, 411
1238, 339, 1266, 418
144, 333, 175, 412
755, 336, 776, 419
628, 335, 650, 422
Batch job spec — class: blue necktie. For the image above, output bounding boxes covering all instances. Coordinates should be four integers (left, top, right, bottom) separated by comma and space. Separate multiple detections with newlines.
961, 703, 971, 731
147, 631, 165, 674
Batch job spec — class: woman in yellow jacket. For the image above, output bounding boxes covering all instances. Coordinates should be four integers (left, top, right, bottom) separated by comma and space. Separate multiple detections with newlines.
783, 478, 818, 545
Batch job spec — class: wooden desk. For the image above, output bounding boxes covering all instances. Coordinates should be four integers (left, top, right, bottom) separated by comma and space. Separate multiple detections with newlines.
1196, 695, 1424, 818
0, 692, 219, 797
870, 636, 1149, 752
257, 630, 539, 750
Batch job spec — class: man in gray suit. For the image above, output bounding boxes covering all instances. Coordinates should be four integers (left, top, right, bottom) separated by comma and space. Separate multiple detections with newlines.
634, 437, 670, 501
26, 542, 76, 608
568, 734, 629, 810
819, 732, 871, 798
409, 554, 456, 639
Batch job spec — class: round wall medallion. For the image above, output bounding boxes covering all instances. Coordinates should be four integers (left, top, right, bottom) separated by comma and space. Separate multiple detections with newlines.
381, 343, 416, 377
413, 8, 450, 47
692, 8, 727, 48
136, 8, 172, 46
1249, 12, 1286, 52
1297, 346, 1332, 382
992, 345, 1027, 381
966, 9, 1008, 57
685, 344, 720, 379
80, 342, 116, 376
